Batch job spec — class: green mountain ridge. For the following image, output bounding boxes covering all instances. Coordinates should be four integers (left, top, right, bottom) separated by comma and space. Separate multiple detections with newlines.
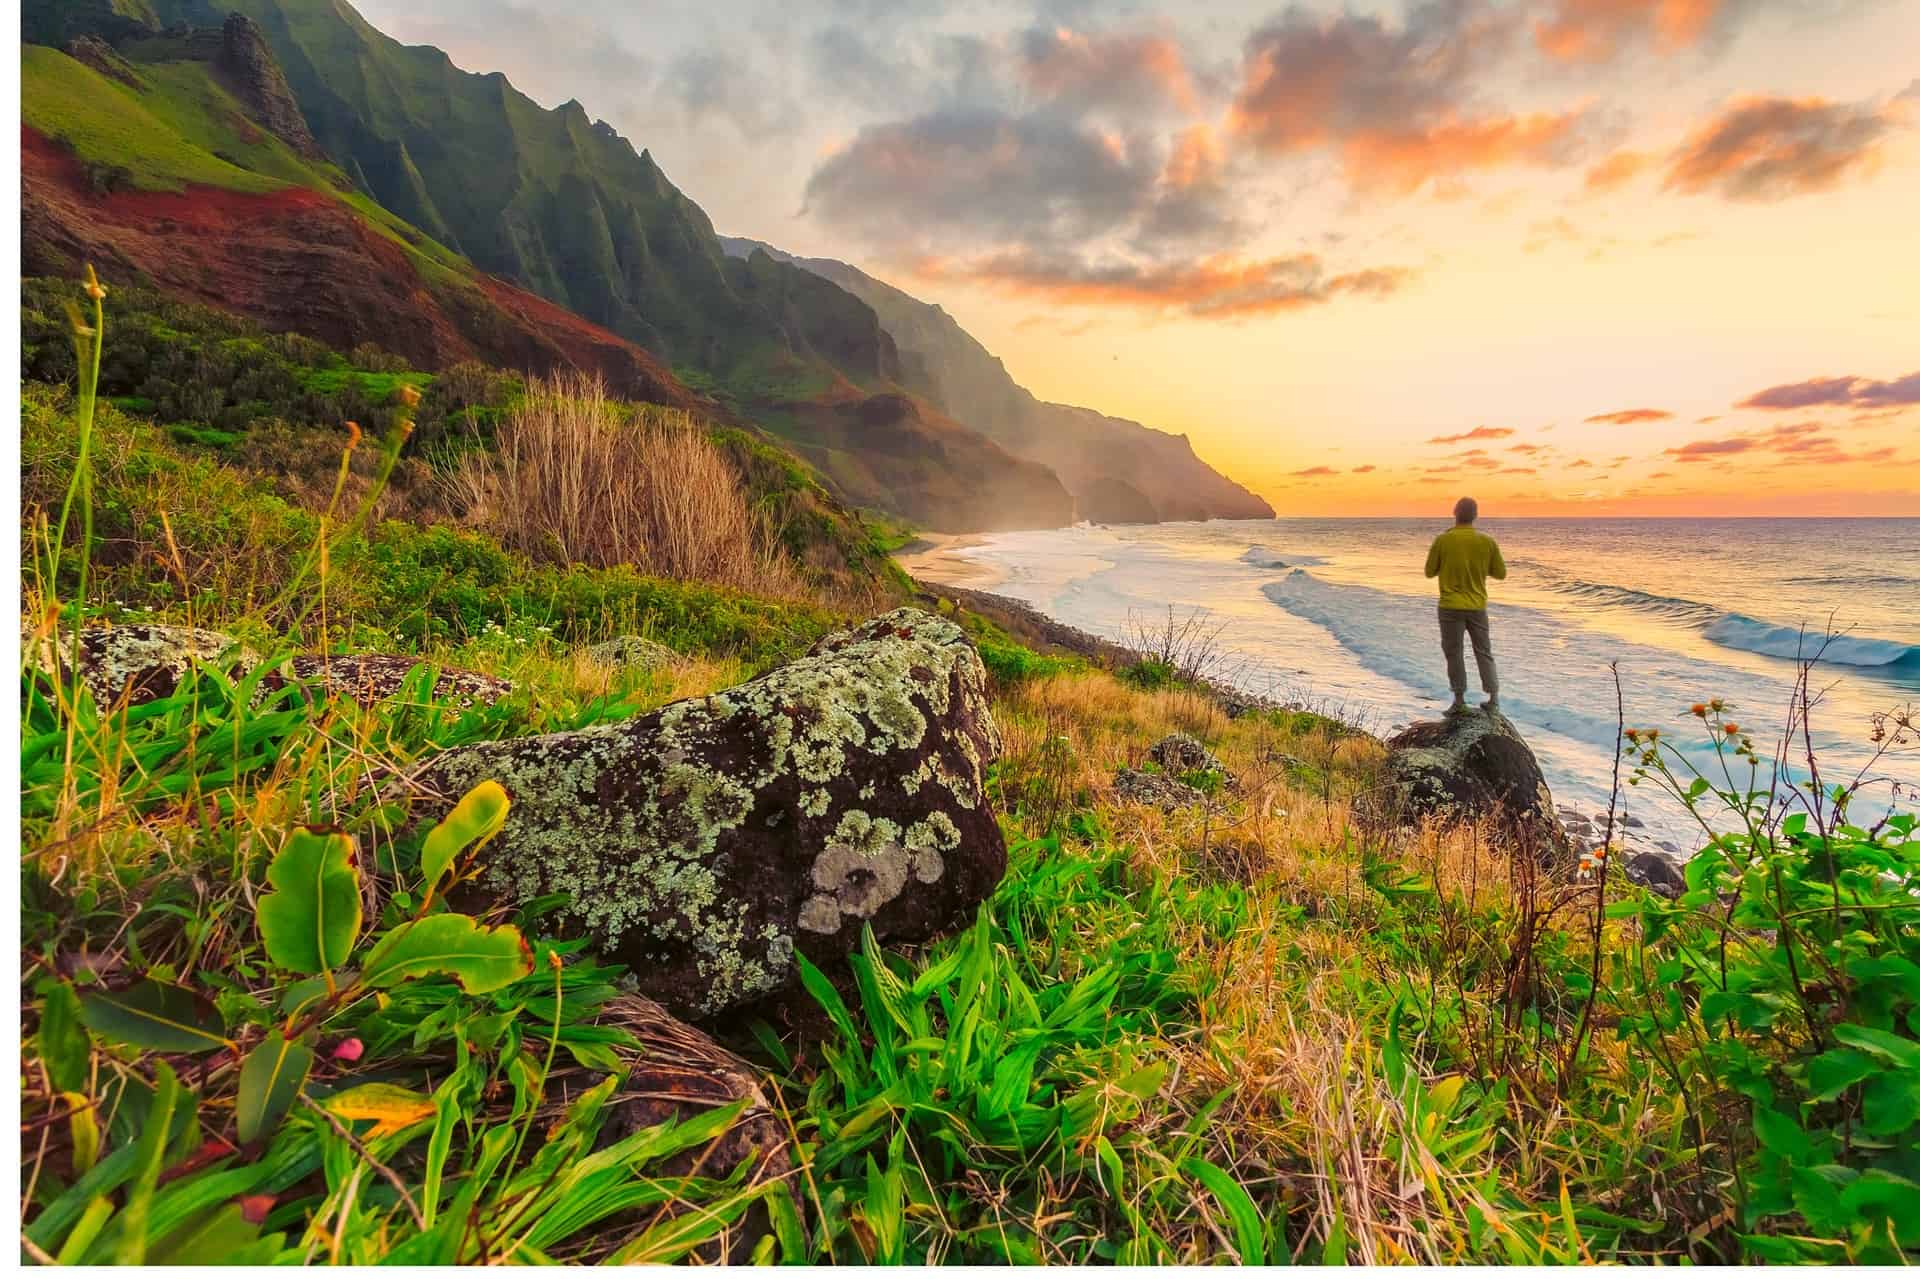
719, 237, 1277, 524
29, 0, 1079, 531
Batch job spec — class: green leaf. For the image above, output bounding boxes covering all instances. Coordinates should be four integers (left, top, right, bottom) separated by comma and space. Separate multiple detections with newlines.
38, 981, 92, 1092
148, 1204, 266, 1266
114, 1063, 181, 1264
1861, 1073, 1920, 1137
421, 779, 511, 899
1833, 1024, 1920, 1070
1182, 1157, 1266, 1264
1804, 1048, 1878, 1103
78, 980, 229, 1054
361, 914, 533, 994
257, 829, 362, 976
236, 1031, 313, 1144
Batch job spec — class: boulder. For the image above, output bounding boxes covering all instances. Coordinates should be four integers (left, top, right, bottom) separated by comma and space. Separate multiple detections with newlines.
1377, 711, 1571, 859
586, 635, 680, 672
414, 608, 1007, 1017
34, 624, 511, 710
1148, 732, 1232, 783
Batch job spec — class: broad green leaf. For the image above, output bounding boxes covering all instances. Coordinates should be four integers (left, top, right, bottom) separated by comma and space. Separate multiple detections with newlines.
1861, 1073, 1920, 1137
148, 1204, 266, 1266
257, 829, 362, 976
361, 915, 533, 994
38, 981, 92, 1092
1804, 1048, 1877, 1103
78, 980, 230, 1053
54, 1197, 116, 1266
1181, 1157, 1266, 1265
322, 1082, 436, 1140
236, 1031, 313, 1144
1833, 1024, 1920, 1070
421, 780, 511, 898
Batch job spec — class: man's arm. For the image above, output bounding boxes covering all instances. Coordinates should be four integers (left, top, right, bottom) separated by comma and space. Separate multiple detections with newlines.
1424, 537, 1442, 579
1488, 537, 1507, 580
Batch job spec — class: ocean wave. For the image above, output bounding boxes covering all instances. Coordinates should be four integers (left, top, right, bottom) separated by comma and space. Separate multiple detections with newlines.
1702, 617, 1916, 669
1524, 566, 1915, 670
1240, 547, 1328, 569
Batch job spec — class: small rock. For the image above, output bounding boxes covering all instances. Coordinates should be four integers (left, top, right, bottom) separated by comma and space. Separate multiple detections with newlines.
1113, 768, 1205, 810
1623, 851, 1685, 898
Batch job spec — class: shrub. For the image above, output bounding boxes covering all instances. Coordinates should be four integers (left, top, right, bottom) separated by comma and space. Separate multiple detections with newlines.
450, 372, 800, 597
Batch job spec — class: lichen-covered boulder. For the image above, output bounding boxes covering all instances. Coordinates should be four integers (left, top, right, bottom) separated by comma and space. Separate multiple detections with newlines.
31, 624, 511, 710
415, 608, 1007, 1017
283, 654, 511, 708
32, 624, 260, 707
586, 635, 680, 672
1376, 711, 1571, 859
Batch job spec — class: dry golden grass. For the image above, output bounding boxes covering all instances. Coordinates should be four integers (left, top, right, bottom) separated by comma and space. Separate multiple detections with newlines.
452, 372, 800, 596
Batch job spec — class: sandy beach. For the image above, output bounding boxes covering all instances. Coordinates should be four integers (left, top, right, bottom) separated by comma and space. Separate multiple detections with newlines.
891, 532, 1008, 590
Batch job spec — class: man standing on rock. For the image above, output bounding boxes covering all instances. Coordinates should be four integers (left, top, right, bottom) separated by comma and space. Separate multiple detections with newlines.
1425, 496, 1505, 714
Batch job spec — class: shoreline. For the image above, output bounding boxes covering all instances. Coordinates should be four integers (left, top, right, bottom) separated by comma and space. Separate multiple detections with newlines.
890, 533, 1007, 591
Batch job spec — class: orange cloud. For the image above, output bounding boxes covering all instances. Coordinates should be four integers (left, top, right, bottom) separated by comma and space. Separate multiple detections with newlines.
1162, 124, 1224, 190
1585, 407, 1673, 424
1664, 94, 1898, 200
1022, 28, 1199, 116
1427, 426, 1514, 443
916, 251, 1413, 318
1534, 0, 1722, 62
1584, 148, 1653, 192
1339, 112, 1589, 193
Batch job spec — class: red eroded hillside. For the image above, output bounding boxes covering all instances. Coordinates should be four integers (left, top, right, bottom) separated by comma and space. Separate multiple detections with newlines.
21, 126, 698, 408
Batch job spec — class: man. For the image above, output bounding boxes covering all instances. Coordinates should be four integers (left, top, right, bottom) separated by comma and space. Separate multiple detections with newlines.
1424, 496, 1506, 713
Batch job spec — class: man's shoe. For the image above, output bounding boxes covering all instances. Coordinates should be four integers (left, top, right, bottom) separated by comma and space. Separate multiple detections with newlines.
1482, 697, 1500, 713
1446, 698, 1468, 714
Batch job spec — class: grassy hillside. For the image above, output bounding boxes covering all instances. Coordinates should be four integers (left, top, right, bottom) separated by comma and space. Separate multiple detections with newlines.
18, 268, 1920, 1265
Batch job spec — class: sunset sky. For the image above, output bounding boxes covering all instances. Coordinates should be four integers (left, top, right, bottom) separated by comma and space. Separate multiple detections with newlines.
361, 0, 1920, 516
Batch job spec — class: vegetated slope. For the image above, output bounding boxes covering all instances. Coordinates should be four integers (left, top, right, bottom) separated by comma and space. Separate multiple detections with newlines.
159, 0, 1072, 531
20, 38, 694, 408
721, 237, 1277, 524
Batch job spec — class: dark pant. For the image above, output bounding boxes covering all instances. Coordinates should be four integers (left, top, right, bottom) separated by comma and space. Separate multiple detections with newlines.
1438, 607, 1497, 698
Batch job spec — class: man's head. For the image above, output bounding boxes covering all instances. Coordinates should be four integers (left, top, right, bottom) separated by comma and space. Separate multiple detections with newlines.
1454, 496, 1479, 525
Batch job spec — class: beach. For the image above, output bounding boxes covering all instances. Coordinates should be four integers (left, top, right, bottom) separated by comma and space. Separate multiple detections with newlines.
891, 533, 1007, 590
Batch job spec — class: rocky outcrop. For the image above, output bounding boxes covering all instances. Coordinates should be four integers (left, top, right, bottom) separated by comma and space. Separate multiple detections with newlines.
1113, 768, 1206, 811
414, 609, 1007, 1017
216, 14, 323, 160
34, 623, 511, 710
1377, 711, 1571, 859
63, 35, 143, 89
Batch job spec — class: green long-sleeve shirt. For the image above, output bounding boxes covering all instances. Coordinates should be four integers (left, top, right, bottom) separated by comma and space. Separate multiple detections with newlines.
1424, 525, 1507, 611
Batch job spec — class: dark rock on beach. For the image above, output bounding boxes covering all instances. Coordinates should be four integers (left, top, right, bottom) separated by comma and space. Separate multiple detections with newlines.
413, 608, 1008, 1017
1376, 710, 1572, 859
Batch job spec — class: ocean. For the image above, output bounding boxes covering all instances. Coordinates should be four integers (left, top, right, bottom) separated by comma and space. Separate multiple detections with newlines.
951, 518, 1920, 844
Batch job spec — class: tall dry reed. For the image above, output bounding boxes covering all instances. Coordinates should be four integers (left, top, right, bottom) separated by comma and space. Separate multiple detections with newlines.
453, 372, 798, 595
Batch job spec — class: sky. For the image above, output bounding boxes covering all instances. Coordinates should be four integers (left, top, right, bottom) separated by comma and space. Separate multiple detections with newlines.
355, 0, 1920, 516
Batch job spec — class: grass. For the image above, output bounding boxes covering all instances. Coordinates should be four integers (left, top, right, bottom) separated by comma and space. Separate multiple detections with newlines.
19, 268, 1919, 1264
22, 46, 285, 194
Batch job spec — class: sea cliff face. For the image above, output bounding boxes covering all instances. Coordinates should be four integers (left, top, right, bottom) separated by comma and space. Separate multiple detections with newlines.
720, 238, 1276, 525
